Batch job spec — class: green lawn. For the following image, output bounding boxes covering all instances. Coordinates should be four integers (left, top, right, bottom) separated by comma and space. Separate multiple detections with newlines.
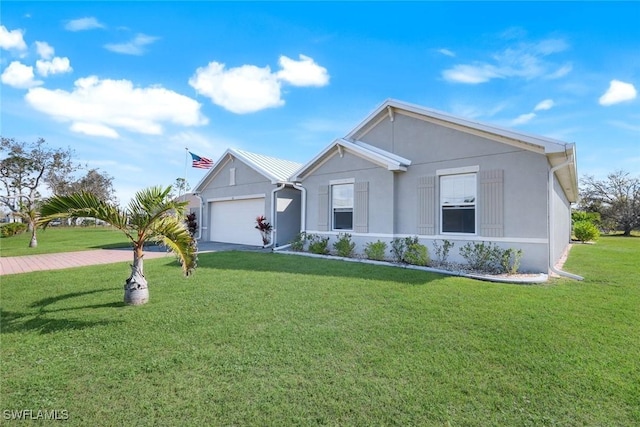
1, 236, 638, 425
0, 226, 130, 257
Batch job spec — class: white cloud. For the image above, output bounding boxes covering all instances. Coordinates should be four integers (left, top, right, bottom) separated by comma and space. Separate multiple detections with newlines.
104, 34, 159, 55
276, 54, 329, 87
1, 61, 42, 88
35, 41, 54, 59
534, 99, 555, 111
25, 76, 208, 137
0, 26, 28, 51
442, 64, 502, 84
599, 80, 637, 106
443, 37, 571, 84
189, 62, 282, 114
547, 63, 572, 79
190, 54, 330, 114
65, 17, 105, 32
437, 48, 455, 57
511, 112, 536, 125
36, 57, 72, 76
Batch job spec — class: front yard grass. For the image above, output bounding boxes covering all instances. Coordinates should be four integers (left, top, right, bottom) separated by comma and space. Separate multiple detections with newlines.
1, 236, 638, 425
0, 226, 130, 257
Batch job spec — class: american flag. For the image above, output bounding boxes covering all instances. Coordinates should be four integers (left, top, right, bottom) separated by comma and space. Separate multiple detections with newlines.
189, 152, 213, 169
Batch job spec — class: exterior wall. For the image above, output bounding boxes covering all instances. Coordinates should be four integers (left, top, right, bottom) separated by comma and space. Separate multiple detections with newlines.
301, 112, 558, 272
301, 150, 395, 235
274, 186, 301, 246
197, 158, 273, 241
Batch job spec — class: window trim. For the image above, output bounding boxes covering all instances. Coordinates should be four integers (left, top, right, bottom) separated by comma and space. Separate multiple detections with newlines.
331, 181, 354, 231
439, 172, 477, 235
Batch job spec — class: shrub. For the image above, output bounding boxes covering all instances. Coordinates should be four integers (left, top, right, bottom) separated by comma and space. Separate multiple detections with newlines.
459, 241, 502, 272
391, 236, 428, 265
364, 240, 387, 261
390, 237, 406, 263
500, 248, 523, 275
290, 232, 307, 252
574, 220, 600, 243
186, 213, 197, 236
333, 233, 356, 258
307, 234, 330, 255
1, 222, 28, 238
432, 240, 454, 264
404, 240, 429, 266
571, 211, 601, 227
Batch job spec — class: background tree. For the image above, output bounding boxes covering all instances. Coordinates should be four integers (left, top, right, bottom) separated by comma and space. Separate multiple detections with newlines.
39, 186, 197, 306
579, 170, 640, 236
0, 137, 79, 246
54, 168, 117, 204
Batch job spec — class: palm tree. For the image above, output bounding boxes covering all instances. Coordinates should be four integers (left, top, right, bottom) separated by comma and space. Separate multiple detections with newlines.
14, 203, 40, 248
38, 186, 197, 305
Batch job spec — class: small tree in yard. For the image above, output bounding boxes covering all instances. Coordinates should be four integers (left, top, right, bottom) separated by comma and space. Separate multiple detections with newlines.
573, 220, 600, 243
39, 186, 197, 306
580, 171, 640, 236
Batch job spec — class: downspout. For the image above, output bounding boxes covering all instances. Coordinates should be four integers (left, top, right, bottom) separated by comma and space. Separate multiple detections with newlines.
269, 184, 286, 248
293, 183, 307, 232
548, 155, 583, 280
194, 193, 204, 240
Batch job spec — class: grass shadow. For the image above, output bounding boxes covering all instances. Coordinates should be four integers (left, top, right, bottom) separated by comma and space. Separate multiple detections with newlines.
29, 288, 114, 310
1, 307, 121, 334
89, 242, 132, 249
194, 251, 451, 286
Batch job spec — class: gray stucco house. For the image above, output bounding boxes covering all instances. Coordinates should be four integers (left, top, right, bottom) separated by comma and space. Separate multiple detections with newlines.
194, 99, 578, 274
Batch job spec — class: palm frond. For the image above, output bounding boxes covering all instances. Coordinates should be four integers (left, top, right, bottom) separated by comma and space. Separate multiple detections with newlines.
39, 192, 130, 234
150, 215, 197, 276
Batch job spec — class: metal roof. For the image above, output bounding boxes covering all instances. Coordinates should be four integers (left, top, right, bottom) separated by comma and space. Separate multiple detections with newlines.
231, 149, 302, 183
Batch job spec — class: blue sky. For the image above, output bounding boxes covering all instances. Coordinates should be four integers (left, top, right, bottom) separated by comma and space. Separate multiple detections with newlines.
1, 1, 639, 206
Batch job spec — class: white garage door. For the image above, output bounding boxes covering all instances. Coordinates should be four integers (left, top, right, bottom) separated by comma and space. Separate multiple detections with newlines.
209, 197, 265, 245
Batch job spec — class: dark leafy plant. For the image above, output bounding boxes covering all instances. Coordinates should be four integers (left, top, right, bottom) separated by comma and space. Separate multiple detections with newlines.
364, 240, 387, 261
255, 215, 273, 246
333, 233, 356, 258
404, 240, 429, 266
186, 213, 197, 236
459, 241, 502, 272
390, 237, 406, 263
500, 248, 523, 275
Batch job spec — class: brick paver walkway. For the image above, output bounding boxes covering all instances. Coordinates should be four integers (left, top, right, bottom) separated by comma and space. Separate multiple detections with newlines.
0, 249, 171, 275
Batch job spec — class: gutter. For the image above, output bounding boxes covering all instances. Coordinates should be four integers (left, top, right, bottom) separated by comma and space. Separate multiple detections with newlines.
548, 155, 584, 281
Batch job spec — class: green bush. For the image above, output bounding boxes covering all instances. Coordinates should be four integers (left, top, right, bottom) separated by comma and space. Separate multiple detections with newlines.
364, 240, 387, 261
404, 241, 429, 266
1, 222, 28, 238
307, 234, 330, 255
459, 241, 502, 272
432, 240, 454, 264
290, 232, 307, 252
333, 233, 356, 258
500, 248, 523, 275
571, 211, 601, 226
574, 220, 600, 243
390, 238, 406, 263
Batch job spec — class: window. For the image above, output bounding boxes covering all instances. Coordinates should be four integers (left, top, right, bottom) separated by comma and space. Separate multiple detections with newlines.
332, 183, 353, 230
440, 173, 476, 234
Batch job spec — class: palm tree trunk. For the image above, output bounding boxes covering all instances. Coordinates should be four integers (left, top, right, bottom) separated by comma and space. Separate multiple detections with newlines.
29, 222, 38, 248
124, 246, 149, 305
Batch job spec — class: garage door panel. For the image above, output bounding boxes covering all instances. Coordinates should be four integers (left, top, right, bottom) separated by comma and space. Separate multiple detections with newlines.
210, 198, 264, 245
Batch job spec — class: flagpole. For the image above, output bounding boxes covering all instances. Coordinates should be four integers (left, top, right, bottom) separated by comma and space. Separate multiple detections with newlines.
181, 147, 189, 199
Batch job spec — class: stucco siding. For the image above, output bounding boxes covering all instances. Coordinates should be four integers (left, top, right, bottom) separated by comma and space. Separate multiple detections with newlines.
301, 150, 395, 235
551, 173, 572, 265
275, 187, 302, 246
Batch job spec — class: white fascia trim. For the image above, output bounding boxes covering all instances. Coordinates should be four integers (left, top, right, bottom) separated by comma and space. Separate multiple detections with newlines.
206, 193, 266, 203
304, 230, 548, 244
436, 165, 480, 176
